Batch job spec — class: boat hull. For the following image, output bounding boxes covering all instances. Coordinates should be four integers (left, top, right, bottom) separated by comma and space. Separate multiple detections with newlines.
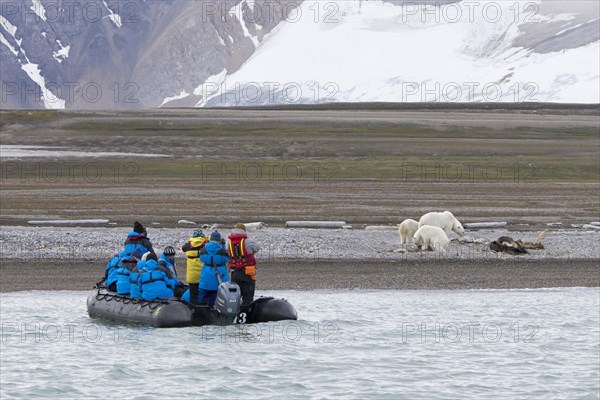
87, 289, 297, 328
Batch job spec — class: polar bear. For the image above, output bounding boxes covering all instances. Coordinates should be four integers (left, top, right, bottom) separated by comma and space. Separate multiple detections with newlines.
413, 225, 450, 253
398, 219, 419, 244
418, 211, 465, 236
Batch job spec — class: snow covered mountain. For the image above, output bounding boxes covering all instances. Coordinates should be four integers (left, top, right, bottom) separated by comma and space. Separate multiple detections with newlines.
204, 0, 600, 106
0, 0, 296, 109
1, 0, 598, 109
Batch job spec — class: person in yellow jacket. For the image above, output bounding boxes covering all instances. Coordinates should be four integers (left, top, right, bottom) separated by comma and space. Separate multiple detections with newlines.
181, 228, 208, 304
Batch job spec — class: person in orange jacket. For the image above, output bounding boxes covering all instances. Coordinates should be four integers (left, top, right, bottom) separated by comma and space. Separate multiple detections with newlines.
225, 223, 260, 305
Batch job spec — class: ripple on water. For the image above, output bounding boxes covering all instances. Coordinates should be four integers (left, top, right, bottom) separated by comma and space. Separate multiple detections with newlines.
1, 288, 599, 399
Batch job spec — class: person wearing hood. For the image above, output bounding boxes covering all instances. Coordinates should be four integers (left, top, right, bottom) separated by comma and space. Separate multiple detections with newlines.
159, 246, 186, 297
226, 223, 261, 305
160, 246, 179, 278
181, 228, 209, 305
130, 251, 150, 299
124, 221, 155, 256
116, 247, 144, 296
198, 231, 230, 307
104, 250, 127, 292
138, 253, 176, 300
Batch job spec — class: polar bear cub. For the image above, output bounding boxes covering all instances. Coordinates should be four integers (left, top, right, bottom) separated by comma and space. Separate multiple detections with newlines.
413, 225, 450, 253
418, 211, 465, 236
398, 219, 419, 244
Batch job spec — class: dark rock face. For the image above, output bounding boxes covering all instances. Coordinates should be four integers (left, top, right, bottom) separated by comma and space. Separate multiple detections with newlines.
3, 0, 598, 109
0, 0, 298, 109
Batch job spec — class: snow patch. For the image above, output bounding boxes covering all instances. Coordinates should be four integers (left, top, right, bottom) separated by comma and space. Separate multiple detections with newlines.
21, 63, 65, 109
0, 146, 170, 159
0, 32, 19, 56
102, 1, 122, 28
1, 16, 66, 108
53, 40, 70, 63
194, 69, 228, 107
207, 0, 600, 105
216, 31, 226, 46
159, 90, 190, 107
0, 15, 22, 46
554, 20, 596, 36
229, 1, 259, 46
30, 0, 47, 21
537, 12, 576, 23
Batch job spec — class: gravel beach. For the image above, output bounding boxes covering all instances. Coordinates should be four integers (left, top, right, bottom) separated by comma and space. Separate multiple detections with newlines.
1, 108, 598, 293
1, 226, 598, 292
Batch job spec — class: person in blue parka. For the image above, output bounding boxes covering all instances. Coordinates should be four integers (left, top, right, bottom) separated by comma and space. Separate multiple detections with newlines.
116, 247, 144, 295
198, 231, 230, 307
138, 253, 176, 300
159, 246, 187, 297
104, 250, 127, 292
130, 252, 151, 299
124, 221, 156, 257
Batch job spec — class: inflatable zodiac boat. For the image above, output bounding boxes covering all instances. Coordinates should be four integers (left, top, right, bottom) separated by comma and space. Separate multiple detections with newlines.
87, 287, 298, 328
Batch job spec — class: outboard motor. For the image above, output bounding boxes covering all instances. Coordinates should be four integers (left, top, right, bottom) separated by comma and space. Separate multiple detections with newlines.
214, 282, 241, 318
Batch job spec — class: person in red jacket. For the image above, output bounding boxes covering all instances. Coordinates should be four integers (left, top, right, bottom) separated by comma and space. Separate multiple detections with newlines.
225, 223, 260, 305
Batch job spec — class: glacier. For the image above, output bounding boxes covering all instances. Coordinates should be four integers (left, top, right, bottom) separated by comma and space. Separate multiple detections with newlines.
203, 0, 600, 106
1, 0, 597, 109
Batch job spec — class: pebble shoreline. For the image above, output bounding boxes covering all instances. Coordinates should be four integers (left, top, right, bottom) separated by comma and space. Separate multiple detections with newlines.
1, 226, 598, 292
1, 226, 598, 261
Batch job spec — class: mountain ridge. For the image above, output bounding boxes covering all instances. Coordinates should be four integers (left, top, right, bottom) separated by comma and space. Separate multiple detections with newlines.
1, 0, 598, 109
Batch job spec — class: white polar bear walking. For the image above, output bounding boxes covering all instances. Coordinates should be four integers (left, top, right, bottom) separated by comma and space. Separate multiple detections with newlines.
413, 225, 450, 253
398, 219, 419, 244
418, 211, 465, 236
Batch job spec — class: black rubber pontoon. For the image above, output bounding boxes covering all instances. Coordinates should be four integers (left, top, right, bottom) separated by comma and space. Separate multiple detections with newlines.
87, 288, 298, 328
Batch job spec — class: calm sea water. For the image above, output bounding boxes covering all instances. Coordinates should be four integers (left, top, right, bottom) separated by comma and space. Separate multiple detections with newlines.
1, 289, 599, 399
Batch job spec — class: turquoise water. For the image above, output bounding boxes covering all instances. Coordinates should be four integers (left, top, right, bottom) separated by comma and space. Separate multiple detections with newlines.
1, 289, 599, 399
